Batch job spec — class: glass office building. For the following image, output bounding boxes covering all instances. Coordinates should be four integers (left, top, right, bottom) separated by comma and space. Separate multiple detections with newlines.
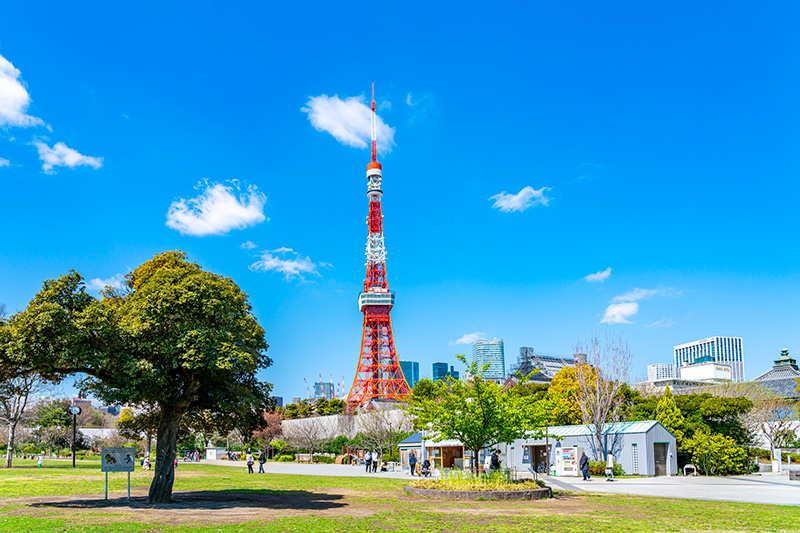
472, 338, 505, 380
399, 360, 419, 389
674, 336, 744, 382
432, 362, 459, 382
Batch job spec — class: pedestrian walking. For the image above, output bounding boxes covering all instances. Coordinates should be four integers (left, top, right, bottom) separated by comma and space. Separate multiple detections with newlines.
364, 450, 372, 473
258, 449, 267, 474
605, 452, 615, 482
246, 451, 255, 474
409, 450, 417, 476
579, 452, 590, 481
371, 451, 379, 473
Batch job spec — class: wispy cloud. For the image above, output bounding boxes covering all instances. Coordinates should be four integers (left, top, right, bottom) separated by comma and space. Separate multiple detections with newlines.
302, 94, 395, 154
584, 267, 612, 283
0, 157, 10, 167
601, 287, 679, 324
450, 332, 486, 345
32, 140, 103, 173
166, 181, 267, 237
490, 186, 552, 213
644, 318, 676, 328
241, 241, 258, 250
85, 273, 126, 292
249, 247, 326, 281
0, 55, 45, 128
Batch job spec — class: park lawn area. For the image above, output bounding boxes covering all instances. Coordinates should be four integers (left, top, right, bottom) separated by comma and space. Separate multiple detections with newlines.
0, 460, 798, 532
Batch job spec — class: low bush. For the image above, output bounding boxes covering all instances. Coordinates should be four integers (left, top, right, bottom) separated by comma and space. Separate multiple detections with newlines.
588, 460, 624, 477
276, 455, 294, 462
410, 478, 545, 491
312, 455, 334, 464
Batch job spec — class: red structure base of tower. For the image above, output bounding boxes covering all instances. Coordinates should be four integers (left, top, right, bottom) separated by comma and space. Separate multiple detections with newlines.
346, 305, 411, 408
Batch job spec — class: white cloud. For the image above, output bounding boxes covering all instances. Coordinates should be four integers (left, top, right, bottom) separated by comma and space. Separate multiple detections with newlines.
241, 241, 258, 250
0, 55, 44, 128
86, 273, 126, 292
32, 140, 103, 174
249, 247, 323, 281
166, 181, 267, 236
601, 302, 639, 324
644, 318, 676, 328
601, 286, 679, 324
302, 94, 395, 155
584, 267, 612, 283
450, 332, 486, 345
612, 287, 678, 303
489, 186, 552, 213
0, 157, 9, 167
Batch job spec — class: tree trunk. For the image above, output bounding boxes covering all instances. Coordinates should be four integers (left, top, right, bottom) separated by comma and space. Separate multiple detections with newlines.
4, 421, 16, 468
144, 431, 152, 460
472, 448, 481, 476
148, 410, 181, 503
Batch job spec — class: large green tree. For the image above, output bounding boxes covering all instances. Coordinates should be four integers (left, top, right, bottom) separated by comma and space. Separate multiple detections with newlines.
403, 354, 547, 474
6, 251, 271, 502
655, 385, 685, 444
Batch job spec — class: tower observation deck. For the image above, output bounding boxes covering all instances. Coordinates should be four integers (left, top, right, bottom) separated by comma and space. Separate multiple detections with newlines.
346, 84, 411, 408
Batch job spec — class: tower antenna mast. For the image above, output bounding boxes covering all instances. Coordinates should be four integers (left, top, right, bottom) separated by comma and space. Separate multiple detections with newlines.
371, 82, 377, 163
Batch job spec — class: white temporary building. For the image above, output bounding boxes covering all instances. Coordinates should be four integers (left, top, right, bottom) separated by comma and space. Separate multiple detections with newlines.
504, 420, 678, 477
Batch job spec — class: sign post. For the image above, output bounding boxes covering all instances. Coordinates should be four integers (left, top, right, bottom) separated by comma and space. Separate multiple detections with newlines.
101, 447, 136, 500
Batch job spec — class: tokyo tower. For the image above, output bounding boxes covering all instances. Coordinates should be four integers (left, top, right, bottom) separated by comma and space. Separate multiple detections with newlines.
346, 83, 411, 408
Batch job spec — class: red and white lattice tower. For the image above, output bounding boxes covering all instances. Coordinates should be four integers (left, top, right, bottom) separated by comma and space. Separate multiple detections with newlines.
346, 83, 411, 409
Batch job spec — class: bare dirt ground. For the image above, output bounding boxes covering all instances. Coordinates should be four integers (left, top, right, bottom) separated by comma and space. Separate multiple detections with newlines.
0, 487, 589, 526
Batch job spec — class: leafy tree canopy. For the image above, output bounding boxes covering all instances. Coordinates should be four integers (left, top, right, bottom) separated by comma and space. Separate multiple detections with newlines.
403, 354, 547, 473
5, 251, 271, 502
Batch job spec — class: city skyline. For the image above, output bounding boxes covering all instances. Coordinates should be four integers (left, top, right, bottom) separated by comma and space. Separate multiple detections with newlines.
1, 3, 798, 402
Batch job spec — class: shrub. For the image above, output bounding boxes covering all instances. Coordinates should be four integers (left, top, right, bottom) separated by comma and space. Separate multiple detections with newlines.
588, 460, 624, 477
312, 455, 334, 464
683, 431, 747, 476
276, 455, 294, 462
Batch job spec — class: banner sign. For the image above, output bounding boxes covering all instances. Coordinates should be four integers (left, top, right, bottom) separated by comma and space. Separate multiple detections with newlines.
101, 447, 136, 473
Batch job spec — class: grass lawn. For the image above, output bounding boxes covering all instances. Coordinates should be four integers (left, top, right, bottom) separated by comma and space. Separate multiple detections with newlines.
0, 459, 797, 532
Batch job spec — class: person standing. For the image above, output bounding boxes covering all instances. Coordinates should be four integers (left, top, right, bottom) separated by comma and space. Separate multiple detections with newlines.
490, 450, 502, 471
409, 450, 417, 476
372, 450, 379, 473
605, 452, 615, 482
246, 450, 255, 474
258, 448, 267, 474
579, 452, 590, 481
364, 450, 372, 473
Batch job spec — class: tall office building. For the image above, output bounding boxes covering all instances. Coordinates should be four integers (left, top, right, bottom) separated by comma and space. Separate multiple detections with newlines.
432, 362, 459, 382
674, 336, 744, 382
647, 363, 676, 382
473, 338, 505, 380
399, 360, 420, 389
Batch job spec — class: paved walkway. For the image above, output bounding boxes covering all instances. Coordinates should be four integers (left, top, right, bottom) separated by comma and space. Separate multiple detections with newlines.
545, 473, 800, 506
204, 459, 411, 479
204, 460, 799, 505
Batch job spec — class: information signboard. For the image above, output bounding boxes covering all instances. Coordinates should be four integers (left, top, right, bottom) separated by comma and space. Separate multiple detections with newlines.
101, 447, 136, 473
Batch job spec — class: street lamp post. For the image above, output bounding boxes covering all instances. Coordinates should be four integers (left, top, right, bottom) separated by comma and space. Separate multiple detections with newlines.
67, 405, 82, 468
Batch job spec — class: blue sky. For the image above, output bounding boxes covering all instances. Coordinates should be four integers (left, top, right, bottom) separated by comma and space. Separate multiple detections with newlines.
1, 2, 798, 402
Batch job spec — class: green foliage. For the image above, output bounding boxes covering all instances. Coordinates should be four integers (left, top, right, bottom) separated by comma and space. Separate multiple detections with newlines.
6, 251, 271, 501
655, 386, 685, 444
410, 378, 439, 402
34, 400, 71, 429
588, 460, 624, 476
683, 430, 747, 476
404, 354, 547, 472
312, 454, 334, 464
276, 454, 294, 462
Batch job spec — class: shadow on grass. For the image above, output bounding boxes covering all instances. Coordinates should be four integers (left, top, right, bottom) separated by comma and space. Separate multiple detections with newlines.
29, 489, 347, 510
